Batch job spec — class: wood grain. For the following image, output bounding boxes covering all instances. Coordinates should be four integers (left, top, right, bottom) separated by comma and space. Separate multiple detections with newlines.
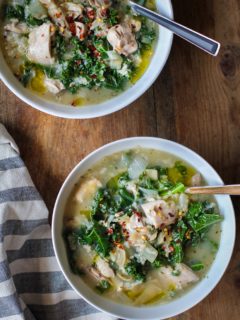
0, 0, 240, 319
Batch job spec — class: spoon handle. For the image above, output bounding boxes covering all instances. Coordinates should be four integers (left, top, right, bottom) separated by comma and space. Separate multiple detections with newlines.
130, 1, 220, 56
186, 185, 240, 195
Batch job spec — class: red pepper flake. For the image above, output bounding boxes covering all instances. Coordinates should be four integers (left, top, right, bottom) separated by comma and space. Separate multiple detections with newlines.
55, 12, 62, 19
91, 74, 97, 79
133, 211, 142, 218
93, 51, 100, 58
88, 44, 96, 52
114, 242, 124, 249
66, 16, 74, 23
169, 246, 174, 252
86, 7, 95, 20
69, 23, 76, 36
88, 45, 100, 57
107, 228, 113, 235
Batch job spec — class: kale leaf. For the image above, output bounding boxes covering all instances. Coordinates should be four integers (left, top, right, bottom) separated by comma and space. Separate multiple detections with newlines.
125, 258, 147, 282
20, 64, 33, 87
26, 15, 49, 27
185, 202, 223, 232
5, 5, 25, 21
96, 280, 111, 293
69, 222, 111, 257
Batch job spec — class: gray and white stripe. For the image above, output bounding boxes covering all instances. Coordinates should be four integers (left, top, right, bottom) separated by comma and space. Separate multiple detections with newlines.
0, 124, 115, 320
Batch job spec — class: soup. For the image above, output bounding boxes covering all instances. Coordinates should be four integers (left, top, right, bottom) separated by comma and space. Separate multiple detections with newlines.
63, 148, 222, 306
1, 0, 157, 106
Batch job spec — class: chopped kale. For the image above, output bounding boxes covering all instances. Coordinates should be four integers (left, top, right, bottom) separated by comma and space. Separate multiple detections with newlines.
5, 5, 25, 21
185, 202, 223, 233
26, 15, 49, 27
103, 8, 119, 26
190, 263, 204, 271
137, 18, 156, 50
110, 222, 124, 243
125, 258, 147, 282
96, 280, 111, 293
170, 243, 183, 264
20, 64, 33, 87
70, 222, 111, 257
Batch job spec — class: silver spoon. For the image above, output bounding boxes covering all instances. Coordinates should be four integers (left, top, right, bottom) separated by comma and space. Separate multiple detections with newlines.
186, 185, 240, 195
129, 1, 220, 56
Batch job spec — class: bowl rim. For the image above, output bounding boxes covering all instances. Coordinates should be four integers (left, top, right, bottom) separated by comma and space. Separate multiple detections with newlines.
0, 1, 173, 119
52, 137, 236, 320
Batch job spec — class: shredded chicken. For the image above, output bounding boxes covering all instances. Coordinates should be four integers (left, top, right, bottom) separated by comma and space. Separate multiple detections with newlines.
110, 247, 126, 268
96, 257, 115, 278
39, 0, 69, 35
88, 0, 112, 8
61, 2, 84, 20
107, 23, 138, 56
74, 22, 87, 41
44, 78, 65, 94
124, 17, 142, 33
158, 263, 199, 290
141, 200, 177, 228
27, 23, 55, 65
4, 19, 29, 34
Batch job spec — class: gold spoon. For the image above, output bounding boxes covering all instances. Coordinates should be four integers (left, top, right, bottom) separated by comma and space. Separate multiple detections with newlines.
186, 185, 240, 195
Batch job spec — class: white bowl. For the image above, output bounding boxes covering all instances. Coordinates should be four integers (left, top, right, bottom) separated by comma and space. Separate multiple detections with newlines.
0, 1, 173, 119
52, 137, 235, 320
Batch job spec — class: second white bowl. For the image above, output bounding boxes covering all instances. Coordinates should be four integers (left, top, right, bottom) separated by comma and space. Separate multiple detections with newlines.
52, 137, 235, 320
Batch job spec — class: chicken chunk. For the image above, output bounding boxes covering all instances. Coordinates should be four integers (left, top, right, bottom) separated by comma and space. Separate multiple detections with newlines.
107, 23, 138, 56
74, 22, 87, 41
39, 0, 69, 34
125, 181, 138, 197
61, 2, 83, 19
28, 23, 55, 65
96, 257, 115, 278
110, 247, 126, 268
4, 19, 29, 34
88, 0, 111, 8
158, 263, 199, 290
124, 16, 142, 33
75, 178, 102, 209
44, 78, 65, 94
141, 200, 177, 228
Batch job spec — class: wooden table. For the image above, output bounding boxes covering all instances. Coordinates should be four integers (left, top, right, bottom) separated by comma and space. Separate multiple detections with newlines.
0, 0, 239, 319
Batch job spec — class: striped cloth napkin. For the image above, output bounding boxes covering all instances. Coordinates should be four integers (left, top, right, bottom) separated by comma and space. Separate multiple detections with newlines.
0, 124, 115, 320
